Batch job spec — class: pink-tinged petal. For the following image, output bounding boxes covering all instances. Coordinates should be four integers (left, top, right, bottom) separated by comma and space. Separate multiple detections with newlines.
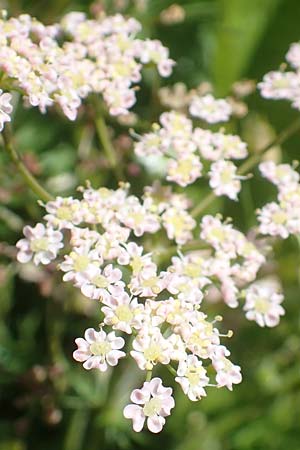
130, 351, 146, 370
149, 377, 163, 395
102, 296, 118, 308
84, 328, 97, 343
35, 223, 46, 237
265, 314, 280, 327
106, 350, 125, 366
98, 361, 108, 372
123, 405, 145, 432
23, 226, 34, 239
81, 284, 95, 298
74, 338, 90, 351
147, 415, 165, 433
111, 337, 125, 350
17, 251, 32, 263
83, 356, 101, 370
130, 388, 148, 405
73, 350, 90, 362
63, 272, 75, 282
160, 397, 175, 416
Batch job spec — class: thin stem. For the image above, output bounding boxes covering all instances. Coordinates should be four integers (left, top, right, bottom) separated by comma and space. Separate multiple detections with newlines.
167, 364, 177, 377
191, 116, 300, 218
2, 124, 53, 203
95, 115, 124, 180
146, 370, 152, 381
154, 239, 209, 264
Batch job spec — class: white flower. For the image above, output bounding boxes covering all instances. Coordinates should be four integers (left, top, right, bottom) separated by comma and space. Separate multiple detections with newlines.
44, 197, 82, 229
73, 328, 125, 371
258, 71, 299, 100
209, 160, 242, 200
166, 154, 202, 187
259, 161, 299, 187
0, 90, 13, 131
16, 223, 63, 265
257, 202, 290, 239
80, 264, 124, 301
102, 292, 144, 333
59, 245, 102, 285
212, 346, 242, 390
189, 94, 232, 123
175, 355, 209, 401
123, 377, 175, 433
244, 281, 285, 327
162, 207, 195, 245
131, 328, 171, 370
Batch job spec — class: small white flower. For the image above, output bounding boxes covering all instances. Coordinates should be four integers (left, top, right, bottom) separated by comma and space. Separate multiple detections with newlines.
209, 160, 242, 200
244, 280, 285, 327
189, 94, 232, 123
166, 154, 202, 187
80, 264, 124, 301
73, 328, 125, 371
162, 207, 196, 245
131, 328, 171, 370
102, 292, 144, 333
175, 354, 209, 401
16, 223, 63, 265
212, 346, 242, 391
259, 161, 299, 187
258, 71, 299, 100
123, 377, 175, 433
257, 202, 290, 239
44, 197, 82, 229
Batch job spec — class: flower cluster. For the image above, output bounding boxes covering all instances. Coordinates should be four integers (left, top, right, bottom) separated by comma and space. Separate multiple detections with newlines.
258, 161, 300, 238
16, 179, 285, 432
13, 14, 298, 435
134, 111, 247, 199
258, 41, 300, 110
0, 12, 174, 120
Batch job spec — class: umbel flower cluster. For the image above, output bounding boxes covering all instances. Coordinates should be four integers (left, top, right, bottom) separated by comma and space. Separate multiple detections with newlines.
0, 11, 173, 122
16, 181, 285, 432
11, 11, 299, 433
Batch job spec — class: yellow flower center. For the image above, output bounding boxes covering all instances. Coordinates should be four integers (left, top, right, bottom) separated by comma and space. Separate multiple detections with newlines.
115, 305, 133, 322
254, 297, 270, 314
90, 341, 111, 356
272, 211, 287, 225
143, 397, 162, 417
30, 237, 49, 252
144, 344, 162, 363
130, 256, 144, 274
56, 206, 73, 221
71, 253, 90, 272
93, 275, 109, 289
186, 367, 205, 386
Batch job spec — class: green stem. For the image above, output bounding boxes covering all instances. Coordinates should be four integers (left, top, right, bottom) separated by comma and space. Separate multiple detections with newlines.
95, 115, 124, 180
167, 364, 177, 377
2, 124, 53, 202
191, 116, 300, 218
146, 370, 152, 381
155, 239, 209, 264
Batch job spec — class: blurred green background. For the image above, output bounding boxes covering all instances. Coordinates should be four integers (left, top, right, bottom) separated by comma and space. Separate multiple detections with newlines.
1, 1, 300, 449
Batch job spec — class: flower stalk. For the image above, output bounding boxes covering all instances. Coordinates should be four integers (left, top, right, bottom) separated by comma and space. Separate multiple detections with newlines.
2, 124, 53, 203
